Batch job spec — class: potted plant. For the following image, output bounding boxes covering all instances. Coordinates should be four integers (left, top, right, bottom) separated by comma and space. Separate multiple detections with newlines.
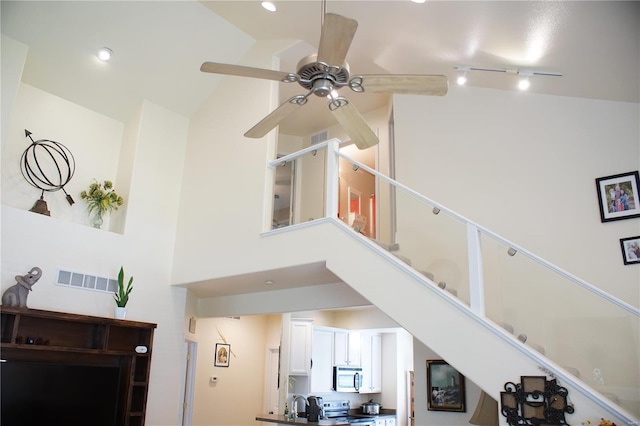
114, 266, 133, 319
80, 179, 124, 229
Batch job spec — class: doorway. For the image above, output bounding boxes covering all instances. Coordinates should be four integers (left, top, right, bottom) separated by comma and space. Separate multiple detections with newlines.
179, 340, 198, 426
265, 346, 280, 415
339, 142, 376, 239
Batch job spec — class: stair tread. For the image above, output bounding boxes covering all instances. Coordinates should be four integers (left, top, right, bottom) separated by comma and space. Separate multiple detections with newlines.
370, 239, 400, 252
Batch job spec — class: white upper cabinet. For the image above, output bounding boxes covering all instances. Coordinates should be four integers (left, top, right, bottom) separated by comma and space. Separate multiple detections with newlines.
333, 329, 349, 366
310, 327, 335, 393
289, 320, 313, 376
359, 331, 382, 393
348, 330, 361, 366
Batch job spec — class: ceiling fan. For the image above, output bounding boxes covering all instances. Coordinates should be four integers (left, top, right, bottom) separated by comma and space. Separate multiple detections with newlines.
200, 6, 448, 150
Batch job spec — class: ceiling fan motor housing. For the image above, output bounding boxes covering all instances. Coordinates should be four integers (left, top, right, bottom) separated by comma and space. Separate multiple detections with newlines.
296, 54, 350, 97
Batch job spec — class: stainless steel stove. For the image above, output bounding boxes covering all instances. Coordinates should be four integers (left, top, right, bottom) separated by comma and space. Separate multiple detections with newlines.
323, 400, 376, 426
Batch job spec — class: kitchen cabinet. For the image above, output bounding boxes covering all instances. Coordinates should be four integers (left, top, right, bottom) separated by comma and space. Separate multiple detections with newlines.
334, 328, 362, 366
310, 327, 334, 392
348, 330, 361, 366
289, 320, 312, 376
310, 326, 359, 392
359, 331, 382, 393
375, 417, 396, 426
333, 329, 349, 365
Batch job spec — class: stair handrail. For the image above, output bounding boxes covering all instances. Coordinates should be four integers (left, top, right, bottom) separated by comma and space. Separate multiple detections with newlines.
334, 149, 640, 319
269, 139, 638, 317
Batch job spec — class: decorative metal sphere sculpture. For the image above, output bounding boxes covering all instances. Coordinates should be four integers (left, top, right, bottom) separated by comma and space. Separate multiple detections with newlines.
20, 129, 76, 215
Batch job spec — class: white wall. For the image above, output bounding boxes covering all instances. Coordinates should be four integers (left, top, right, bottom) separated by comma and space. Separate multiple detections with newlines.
171, 40, 296, 286
191, 314, 278, 426
2, 84, 124, 225
413, 338, 484, 426
1, 46, 191, 424
394, 86, 640, 307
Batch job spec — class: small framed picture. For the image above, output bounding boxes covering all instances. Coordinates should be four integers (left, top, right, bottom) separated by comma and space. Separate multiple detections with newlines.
427, 360, 466, 412
214, 343, 230, 367
620, 236, 640, 265
595, 171, 640, 222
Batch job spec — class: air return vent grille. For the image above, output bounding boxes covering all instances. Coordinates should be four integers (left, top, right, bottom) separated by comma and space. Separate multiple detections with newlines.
311, 130, 328, 145
56, 269, 118, 294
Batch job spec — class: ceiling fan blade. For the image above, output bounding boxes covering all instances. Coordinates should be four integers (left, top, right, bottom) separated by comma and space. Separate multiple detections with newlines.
200, 62, 292, 82
244, 97, 305, 138
317, 13, 358, 67
331, 103, 378, 150
360, 74, 449, 96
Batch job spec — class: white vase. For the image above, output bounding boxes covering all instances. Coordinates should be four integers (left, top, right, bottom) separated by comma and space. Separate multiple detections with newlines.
114, 307, 127, 319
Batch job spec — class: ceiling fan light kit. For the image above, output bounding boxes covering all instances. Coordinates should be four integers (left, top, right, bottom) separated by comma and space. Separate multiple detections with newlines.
201, 8, 448, 150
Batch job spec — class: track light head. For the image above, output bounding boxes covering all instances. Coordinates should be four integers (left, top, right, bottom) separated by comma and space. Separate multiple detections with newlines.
517, 71, 533, 91
455, 66, 470, 86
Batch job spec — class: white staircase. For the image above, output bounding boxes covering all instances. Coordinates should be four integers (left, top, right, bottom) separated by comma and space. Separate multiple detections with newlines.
263, 218, 637, 425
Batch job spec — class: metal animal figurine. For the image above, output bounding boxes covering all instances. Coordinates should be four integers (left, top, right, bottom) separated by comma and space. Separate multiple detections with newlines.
2, 267, 42, 307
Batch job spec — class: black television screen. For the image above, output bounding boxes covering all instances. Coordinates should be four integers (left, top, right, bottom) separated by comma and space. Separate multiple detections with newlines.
1, 361, 121, 426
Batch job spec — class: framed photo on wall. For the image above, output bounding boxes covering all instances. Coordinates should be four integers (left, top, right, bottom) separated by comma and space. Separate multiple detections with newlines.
426, 360, 466, 412
620, 236, 640, 265
595, 171, 640, 222
214, 343, 230, 367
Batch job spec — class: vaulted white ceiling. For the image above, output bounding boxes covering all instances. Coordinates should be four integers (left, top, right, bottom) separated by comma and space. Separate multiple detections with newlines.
2, 1, 638, 138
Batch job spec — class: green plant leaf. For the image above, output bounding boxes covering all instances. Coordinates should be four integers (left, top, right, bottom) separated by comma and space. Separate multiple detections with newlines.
114, 266, 133, 307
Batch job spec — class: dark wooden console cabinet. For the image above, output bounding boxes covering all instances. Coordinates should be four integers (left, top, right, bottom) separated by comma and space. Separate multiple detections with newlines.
1, 307, 156, 426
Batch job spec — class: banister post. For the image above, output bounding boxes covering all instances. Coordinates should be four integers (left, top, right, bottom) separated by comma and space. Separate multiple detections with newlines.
325, 139, 340, 219
467, 223, 485, 316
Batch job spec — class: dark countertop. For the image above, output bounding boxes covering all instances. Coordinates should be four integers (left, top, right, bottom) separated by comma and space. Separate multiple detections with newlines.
257, 409, 397, 425
256, 414, 349, 425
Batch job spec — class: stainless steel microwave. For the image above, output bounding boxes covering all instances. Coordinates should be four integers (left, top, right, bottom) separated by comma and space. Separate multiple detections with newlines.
333, 365, 363, 392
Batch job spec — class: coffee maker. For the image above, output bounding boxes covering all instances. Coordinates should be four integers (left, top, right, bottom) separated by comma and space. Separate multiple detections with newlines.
306, 396, 324, 422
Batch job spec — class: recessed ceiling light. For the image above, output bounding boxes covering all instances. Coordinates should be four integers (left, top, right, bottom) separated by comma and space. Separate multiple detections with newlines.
261, 2, 276, 12
97, 47, 113, 62
265, 280, 275, 286
411, 0, 427, 3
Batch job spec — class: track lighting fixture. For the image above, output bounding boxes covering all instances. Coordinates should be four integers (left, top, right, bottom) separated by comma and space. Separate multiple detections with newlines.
456, 66, 469, 86
453, 66, 561, 91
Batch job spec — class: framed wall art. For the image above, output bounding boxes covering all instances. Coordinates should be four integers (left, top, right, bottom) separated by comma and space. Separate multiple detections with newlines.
427, 360, 466, 412
620, 236, 640, 265
214, 343, 230, 367
595, 171, 640, 222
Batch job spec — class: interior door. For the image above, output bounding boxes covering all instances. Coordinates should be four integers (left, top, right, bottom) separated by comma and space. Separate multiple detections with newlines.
339, 142, 376, 238
181, 340, 197, 426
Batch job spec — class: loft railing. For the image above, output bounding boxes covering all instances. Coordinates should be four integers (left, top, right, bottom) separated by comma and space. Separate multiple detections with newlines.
266, 139, 640, 422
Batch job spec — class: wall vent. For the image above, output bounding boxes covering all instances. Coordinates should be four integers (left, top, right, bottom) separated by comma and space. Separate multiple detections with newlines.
311, 130, 328, 145
56, 269, 118, 294
225, 316, 241, 320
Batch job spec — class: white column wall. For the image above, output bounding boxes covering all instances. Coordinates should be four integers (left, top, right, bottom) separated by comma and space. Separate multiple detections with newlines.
171, 40, 328, 285
191, 315, 271, 426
